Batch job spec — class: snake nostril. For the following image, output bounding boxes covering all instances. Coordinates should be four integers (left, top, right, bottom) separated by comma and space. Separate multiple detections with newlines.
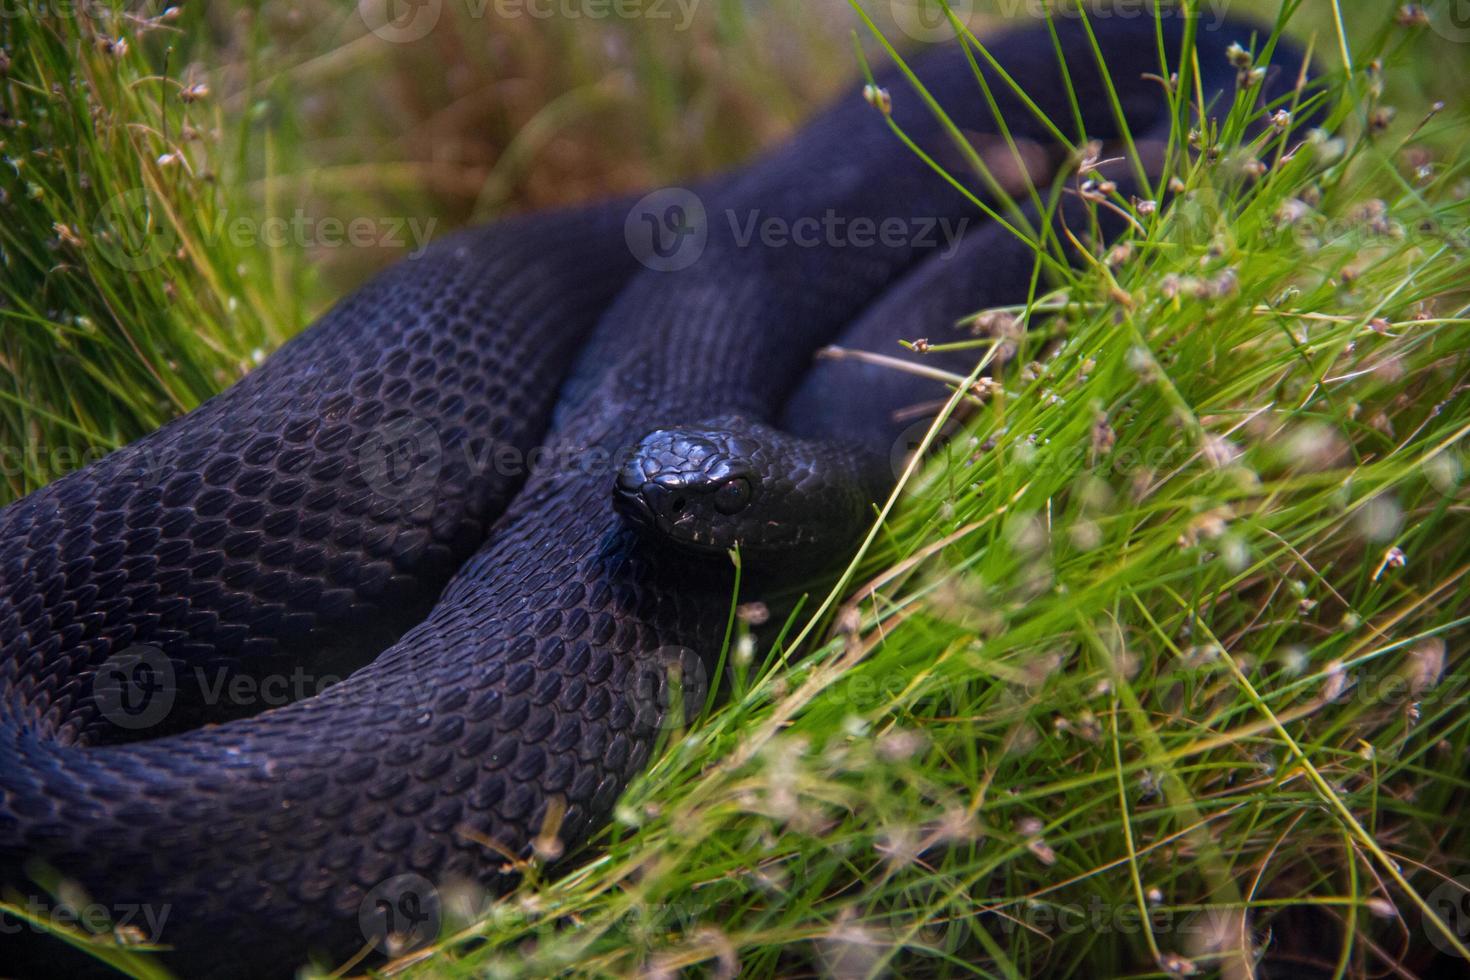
669, 495, 687, 514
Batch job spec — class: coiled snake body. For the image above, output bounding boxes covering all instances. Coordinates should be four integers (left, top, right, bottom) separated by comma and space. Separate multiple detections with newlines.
0, 17, 1306, 976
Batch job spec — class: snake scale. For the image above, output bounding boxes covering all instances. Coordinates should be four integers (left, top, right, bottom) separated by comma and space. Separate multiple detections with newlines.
0, 14, 1307, 976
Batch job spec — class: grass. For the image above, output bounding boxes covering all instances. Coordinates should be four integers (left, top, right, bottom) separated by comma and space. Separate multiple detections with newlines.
4, 1, 1470, 978
0, 4, 311, 501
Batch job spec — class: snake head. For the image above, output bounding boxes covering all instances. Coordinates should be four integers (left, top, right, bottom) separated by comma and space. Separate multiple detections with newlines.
614, 415, 879, 562
614, 424, 761, 556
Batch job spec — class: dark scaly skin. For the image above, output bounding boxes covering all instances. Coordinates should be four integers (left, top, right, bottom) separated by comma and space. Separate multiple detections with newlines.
0, 16, 1306, 977
0, 204, 643, 745
0, 202, 646, 972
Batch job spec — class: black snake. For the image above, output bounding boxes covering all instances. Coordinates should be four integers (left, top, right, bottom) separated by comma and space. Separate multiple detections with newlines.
0, 15, 1308, 976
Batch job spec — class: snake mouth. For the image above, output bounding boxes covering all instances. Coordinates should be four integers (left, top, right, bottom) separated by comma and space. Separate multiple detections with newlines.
613, 477, 698, 535
612, 481, 658, 529
614, 463, 721, 553
612, 456, 682, 534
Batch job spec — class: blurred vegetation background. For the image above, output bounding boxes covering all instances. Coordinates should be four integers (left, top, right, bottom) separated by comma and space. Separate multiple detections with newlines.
194, 0, 1470, 291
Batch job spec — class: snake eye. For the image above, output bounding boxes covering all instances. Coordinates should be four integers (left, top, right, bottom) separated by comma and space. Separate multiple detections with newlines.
713, 477, 752, 515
